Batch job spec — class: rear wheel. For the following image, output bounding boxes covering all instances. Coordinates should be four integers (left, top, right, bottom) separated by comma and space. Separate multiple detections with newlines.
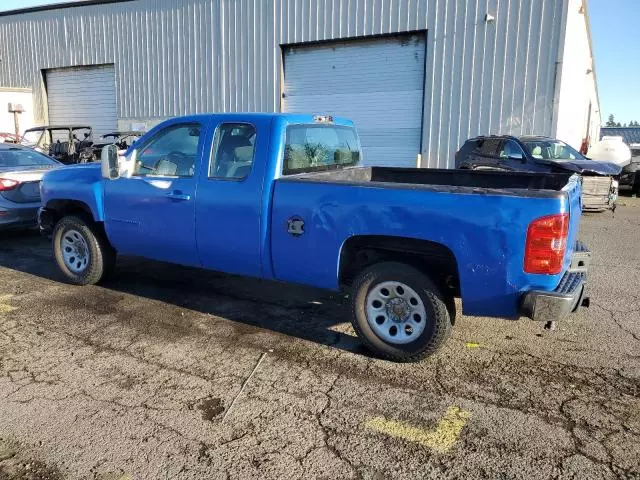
53, 215, 115, 285
350, 262, 452, 362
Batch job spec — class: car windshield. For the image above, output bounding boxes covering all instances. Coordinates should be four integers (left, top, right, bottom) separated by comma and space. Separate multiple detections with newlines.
0, 148, 58, 167
21, 130, 43, 144
522, 139, 585, 161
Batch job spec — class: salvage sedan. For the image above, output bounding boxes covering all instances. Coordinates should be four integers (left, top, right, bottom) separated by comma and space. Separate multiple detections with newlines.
455, 135, 622, 211
0, 144, 61, 230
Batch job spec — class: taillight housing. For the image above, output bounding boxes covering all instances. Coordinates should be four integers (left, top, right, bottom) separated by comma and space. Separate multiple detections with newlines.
524, 213, 569, 274
0, 178, 20, 191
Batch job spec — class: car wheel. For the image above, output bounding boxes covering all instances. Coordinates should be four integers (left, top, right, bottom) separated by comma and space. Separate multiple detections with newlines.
350, 262, 452, 362
53, 215, 116, 285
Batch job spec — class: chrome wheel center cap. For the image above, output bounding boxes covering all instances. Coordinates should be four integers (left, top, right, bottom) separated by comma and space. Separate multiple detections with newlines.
76, 243, 86, 258
386, 297, 410, 323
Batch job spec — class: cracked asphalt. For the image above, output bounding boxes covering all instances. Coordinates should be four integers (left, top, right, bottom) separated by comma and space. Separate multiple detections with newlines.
0, 199, 639, 480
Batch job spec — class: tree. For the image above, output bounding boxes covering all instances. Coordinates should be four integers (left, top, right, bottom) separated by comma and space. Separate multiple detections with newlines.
606, 114, 617, 127
616, 122, 622, 127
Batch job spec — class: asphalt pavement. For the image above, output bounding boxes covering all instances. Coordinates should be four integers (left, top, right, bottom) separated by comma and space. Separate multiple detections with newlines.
0, 198, 638, 480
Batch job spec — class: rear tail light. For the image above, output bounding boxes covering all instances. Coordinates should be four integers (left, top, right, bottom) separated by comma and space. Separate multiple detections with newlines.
524, 213, 569, 274
0, 178, 20, 191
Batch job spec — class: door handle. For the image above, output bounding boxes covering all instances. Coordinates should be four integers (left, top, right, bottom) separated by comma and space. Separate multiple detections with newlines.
166, 191, 191, 201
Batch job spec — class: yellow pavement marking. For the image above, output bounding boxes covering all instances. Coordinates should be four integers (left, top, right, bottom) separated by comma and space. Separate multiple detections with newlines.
465, 342, 481, 348
0, 295, 16, 314
365, 406, 471, 453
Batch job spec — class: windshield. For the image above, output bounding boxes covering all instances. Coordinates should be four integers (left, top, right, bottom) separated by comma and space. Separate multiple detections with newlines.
283, 124, 361, 175
21, 130, 44, 144
0, 148, 59, 168
522, 139, 585, 161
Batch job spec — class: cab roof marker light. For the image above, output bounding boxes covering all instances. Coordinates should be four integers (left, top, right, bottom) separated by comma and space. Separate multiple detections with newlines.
313, 115, 334, 123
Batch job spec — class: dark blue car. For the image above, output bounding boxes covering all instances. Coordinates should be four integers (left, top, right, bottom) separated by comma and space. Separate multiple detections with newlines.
455, 135, 622, 211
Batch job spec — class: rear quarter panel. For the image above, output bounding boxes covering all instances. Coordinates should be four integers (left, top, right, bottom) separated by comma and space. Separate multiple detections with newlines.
40, 163, 104, 221
271, 179, 579, 319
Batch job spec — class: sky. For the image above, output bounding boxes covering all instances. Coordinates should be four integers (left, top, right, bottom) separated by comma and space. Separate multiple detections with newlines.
589, 0, 640, 125
1, 0, 638, 126
1, 0, 73, 11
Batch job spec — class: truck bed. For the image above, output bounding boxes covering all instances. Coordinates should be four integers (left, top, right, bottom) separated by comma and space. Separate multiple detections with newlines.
271, 166, 582, 319
285, 167, 573, 196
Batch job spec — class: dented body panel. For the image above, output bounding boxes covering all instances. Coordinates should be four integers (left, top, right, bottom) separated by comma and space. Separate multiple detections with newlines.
271, 171, 581, 318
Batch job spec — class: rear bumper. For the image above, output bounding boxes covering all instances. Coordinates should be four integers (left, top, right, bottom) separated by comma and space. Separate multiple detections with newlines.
520, 242, 591, 322
0, 203, 40, 230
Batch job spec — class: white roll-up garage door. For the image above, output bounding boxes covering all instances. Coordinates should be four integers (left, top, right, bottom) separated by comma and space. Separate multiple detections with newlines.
282, 34, 426, 167
46, 65, 117, 137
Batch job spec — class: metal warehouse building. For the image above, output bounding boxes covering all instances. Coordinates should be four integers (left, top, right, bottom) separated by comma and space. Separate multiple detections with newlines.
0, 0, 599, 168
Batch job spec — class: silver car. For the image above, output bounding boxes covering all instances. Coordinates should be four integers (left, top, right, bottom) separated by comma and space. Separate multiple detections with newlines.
0, 144, 61, 230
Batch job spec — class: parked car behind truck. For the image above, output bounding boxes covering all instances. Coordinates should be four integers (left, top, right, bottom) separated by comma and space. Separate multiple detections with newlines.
621, 144, 640, 195
0, 143, 61, 230
455, 135, 622, 211
39, 113, 590, 361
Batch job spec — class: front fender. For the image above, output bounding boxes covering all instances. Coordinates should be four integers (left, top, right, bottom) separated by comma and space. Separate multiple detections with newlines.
41, 163, 105, 221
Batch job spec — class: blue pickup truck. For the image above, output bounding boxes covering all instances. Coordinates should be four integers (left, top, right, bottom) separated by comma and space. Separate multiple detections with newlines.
38, 113, 591, 361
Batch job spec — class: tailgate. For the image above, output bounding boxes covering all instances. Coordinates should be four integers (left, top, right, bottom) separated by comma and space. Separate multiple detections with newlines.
562, 174, 583, 269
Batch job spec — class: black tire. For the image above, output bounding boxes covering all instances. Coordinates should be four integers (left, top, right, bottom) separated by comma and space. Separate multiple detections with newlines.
350, 262, 452, 362
52, 215, 116, 285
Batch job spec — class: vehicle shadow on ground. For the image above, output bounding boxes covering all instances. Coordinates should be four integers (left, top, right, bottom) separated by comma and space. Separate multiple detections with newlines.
0, 230, 368, 357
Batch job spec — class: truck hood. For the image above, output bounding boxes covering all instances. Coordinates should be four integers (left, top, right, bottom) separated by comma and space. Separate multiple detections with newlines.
61, 162, 101, 171
534, 158, 622, 176
42, 161, 102, 184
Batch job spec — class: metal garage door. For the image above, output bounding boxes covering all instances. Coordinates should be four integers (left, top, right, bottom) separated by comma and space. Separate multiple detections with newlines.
46, 65, 117, 137
282, 34, 426, 167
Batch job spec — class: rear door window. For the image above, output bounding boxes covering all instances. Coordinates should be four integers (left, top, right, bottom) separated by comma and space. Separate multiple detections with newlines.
457, 140, 477, 159
209, 123, 257, 180
500, 140, 525, 159
283, 125, 361, 175
478, 139, 501, 158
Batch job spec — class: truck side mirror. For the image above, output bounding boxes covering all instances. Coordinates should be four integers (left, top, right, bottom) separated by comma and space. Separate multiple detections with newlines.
101, 145, 120, 180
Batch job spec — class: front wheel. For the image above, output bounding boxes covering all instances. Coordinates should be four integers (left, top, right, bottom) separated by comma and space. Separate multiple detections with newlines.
350, 262, 452, 362
53, 215, 116, 285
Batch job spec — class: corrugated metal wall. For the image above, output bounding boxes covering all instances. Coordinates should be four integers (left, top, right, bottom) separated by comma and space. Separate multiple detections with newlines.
0, 0, 565, 167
